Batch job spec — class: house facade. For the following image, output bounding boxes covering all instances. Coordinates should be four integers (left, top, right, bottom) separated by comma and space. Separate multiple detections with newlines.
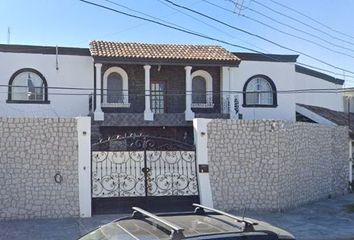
0, 41, 349, 213
0, 41, 345, 137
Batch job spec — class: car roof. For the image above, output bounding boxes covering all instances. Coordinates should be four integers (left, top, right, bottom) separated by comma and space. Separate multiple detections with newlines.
79, 204, 294, 240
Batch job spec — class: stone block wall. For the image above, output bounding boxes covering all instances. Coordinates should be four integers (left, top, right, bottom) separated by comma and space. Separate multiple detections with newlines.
0, 117, 79, 220
207, 120, 349, 212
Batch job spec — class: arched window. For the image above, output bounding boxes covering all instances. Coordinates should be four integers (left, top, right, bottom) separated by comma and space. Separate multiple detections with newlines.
191, 70, 213, 108
243, 75, 277, 107
7, 68, 49, 103
107, 72, 123, 103
103, 67, 130, 107
192, 76, 206, 104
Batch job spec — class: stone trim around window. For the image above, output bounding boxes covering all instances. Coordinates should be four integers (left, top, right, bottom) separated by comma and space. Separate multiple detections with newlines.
102, 66, 129, 107
242, 74, 278, 108
7, 68, 49, 104
191, 70, 213, 108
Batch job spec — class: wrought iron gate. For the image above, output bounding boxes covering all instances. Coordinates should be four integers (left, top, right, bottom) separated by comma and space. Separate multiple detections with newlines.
91, 134, 199, 213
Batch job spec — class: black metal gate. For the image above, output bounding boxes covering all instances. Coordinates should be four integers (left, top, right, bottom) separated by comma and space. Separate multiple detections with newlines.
91, 134, 199, 214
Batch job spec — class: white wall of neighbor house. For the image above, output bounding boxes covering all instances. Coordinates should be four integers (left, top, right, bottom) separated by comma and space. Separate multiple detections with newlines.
229, 61, 344, 121
0, 52, 94, 117
294, 72, 344, 111
231, 61, 296, 121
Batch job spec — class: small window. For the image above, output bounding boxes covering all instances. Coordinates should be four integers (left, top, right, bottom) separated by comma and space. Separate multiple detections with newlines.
7, 68, 48, 104
243, 75, 277, 107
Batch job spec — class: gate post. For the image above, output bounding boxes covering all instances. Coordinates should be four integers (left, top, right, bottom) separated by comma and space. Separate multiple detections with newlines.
193, 118, 213, 208
76, 117, 91, 218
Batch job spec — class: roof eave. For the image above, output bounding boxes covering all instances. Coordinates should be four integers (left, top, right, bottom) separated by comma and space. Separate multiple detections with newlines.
295, 65, 345, 85
232, 52, 299, 62
92, 56, 240, 67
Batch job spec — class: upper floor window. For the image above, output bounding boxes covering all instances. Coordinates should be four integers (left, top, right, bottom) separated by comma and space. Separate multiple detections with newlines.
243, 75, 277, 107
102, 66, 130, 108
7, 68, 49, 104
191, 70, 213, 108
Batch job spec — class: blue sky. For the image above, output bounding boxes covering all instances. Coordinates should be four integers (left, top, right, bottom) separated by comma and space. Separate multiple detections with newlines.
1, 0, 354, 85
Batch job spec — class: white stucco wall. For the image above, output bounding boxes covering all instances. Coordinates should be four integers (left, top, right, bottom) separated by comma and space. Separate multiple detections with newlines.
228, 61, 344, 122
0, 52, 93, 117
294, 72, 343, 111
231, 61, 296, 121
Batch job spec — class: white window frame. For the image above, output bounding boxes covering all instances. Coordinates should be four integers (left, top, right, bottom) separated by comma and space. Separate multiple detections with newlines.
191, 70, 214, 108
102, 66, 130, 108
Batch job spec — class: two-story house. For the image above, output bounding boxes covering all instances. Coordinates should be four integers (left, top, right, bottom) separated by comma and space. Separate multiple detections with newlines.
0, 40, 347, 212
0, 41, 345, 143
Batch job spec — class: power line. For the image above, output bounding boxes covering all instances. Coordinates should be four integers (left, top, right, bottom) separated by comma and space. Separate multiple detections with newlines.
155, 0, 270, 53
78, 0, 354, 80
101, 0, 204, 36
221, 0, 354, 54
0, 83, 354, 94
162, 0, 354, 75
252, 0, 354, 47
269, 0, 354, 41
205, 0, 354, 59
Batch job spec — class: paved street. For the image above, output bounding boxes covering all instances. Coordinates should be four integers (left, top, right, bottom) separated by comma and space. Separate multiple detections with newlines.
0, 194, 353, 240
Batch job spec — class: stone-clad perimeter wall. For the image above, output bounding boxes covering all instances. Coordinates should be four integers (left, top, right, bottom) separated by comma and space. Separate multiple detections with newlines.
207, 120, 349, 211
0, 118, 79, 220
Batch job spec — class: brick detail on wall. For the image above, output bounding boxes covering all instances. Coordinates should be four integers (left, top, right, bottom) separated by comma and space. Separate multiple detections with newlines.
0, 118, 79, 220
207, 120, 349, 212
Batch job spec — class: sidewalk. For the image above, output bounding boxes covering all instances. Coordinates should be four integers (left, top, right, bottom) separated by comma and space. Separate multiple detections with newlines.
0, 194, 353, 240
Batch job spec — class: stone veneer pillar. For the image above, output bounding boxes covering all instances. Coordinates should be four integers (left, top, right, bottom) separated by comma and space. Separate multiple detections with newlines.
185, 66, 195, 121
144, 65, 154, 121
94, 63, 104, 121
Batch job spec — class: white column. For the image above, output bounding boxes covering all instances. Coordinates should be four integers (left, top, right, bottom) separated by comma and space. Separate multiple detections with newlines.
185, 66, 195, 121
144, 65, 154, 121
193, 118, 213, 207
76, 117, 91, 218
94, 63, 104, 121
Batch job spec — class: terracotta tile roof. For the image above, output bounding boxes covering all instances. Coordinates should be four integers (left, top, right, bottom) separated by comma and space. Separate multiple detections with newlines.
89, 41, 239, 62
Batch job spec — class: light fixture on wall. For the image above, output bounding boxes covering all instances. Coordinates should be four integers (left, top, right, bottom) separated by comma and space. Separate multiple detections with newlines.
157, 65, 162, 72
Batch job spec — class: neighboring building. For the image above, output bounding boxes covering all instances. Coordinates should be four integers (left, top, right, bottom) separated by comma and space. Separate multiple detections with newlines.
0, 44, 93, 117
231, 53, 344, 121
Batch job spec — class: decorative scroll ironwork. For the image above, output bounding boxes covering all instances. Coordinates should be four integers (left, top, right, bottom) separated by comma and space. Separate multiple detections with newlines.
92, 135, 198, 198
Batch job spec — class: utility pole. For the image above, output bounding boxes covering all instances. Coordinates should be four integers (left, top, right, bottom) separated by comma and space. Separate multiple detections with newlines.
7, 27, 10, 44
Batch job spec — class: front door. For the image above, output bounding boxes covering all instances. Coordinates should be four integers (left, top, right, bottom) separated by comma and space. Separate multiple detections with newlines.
151, 82, 165, 114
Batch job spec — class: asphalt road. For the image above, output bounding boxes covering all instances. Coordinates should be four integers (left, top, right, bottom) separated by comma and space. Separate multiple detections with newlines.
0, 194, 353, 240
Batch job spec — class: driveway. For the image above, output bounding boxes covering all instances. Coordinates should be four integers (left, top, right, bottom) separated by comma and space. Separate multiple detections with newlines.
0, 194, 353, 240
